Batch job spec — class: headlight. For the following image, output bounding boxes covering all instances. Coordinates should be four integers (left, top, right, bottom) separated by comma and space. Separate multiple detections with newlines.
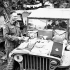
50, 60, 58, 66
14, 54, 23, 63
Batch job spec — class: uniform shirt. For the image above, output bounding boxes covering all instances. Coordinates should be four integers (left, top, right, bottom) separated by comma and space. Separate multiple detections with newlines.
3, 22, 22, 49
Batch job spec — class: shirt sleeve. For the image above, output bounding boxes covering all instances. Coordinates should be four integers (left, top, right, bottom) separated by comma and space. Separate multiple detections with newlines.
3, 24, 19, 42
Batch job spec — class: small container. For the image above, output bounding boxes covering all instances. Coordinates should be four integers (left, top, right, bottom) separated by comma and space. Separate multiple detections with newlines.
27, 31, 38, 39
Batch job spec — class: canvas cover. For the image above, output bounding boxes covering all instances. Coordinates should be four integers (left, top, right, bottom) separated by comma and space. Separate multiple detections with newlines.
28, 8, 70, 19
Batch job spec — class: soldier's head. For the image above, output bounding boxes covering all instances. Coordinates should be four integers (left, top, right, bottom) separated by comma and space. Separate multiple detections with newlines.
10, 13, 18, 25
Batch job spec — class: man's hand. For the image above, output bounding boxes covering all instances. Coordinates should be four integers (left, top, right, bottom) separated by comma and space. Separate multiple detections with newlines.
17, 36, 24, 41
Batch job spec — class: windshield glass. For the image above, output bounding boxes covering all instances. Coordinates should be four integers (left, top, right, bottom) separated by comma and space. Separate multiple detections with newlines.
28, 19, 67, 30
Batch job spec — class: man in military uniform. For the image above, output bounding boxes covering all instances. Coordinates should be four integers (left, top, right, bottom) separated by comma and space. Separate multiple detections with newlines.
3, 13, 24, 60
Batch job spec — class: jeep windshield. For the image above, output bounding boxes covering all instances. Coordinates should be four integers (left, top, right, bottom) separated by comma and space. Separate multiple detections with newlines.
27, 8, 70, 42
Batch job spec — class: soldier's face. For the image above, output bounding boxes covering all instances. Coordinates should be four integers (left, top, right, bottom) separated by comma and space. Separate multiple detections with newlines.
10, 15, 18, 25
10, 18, 17, 25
